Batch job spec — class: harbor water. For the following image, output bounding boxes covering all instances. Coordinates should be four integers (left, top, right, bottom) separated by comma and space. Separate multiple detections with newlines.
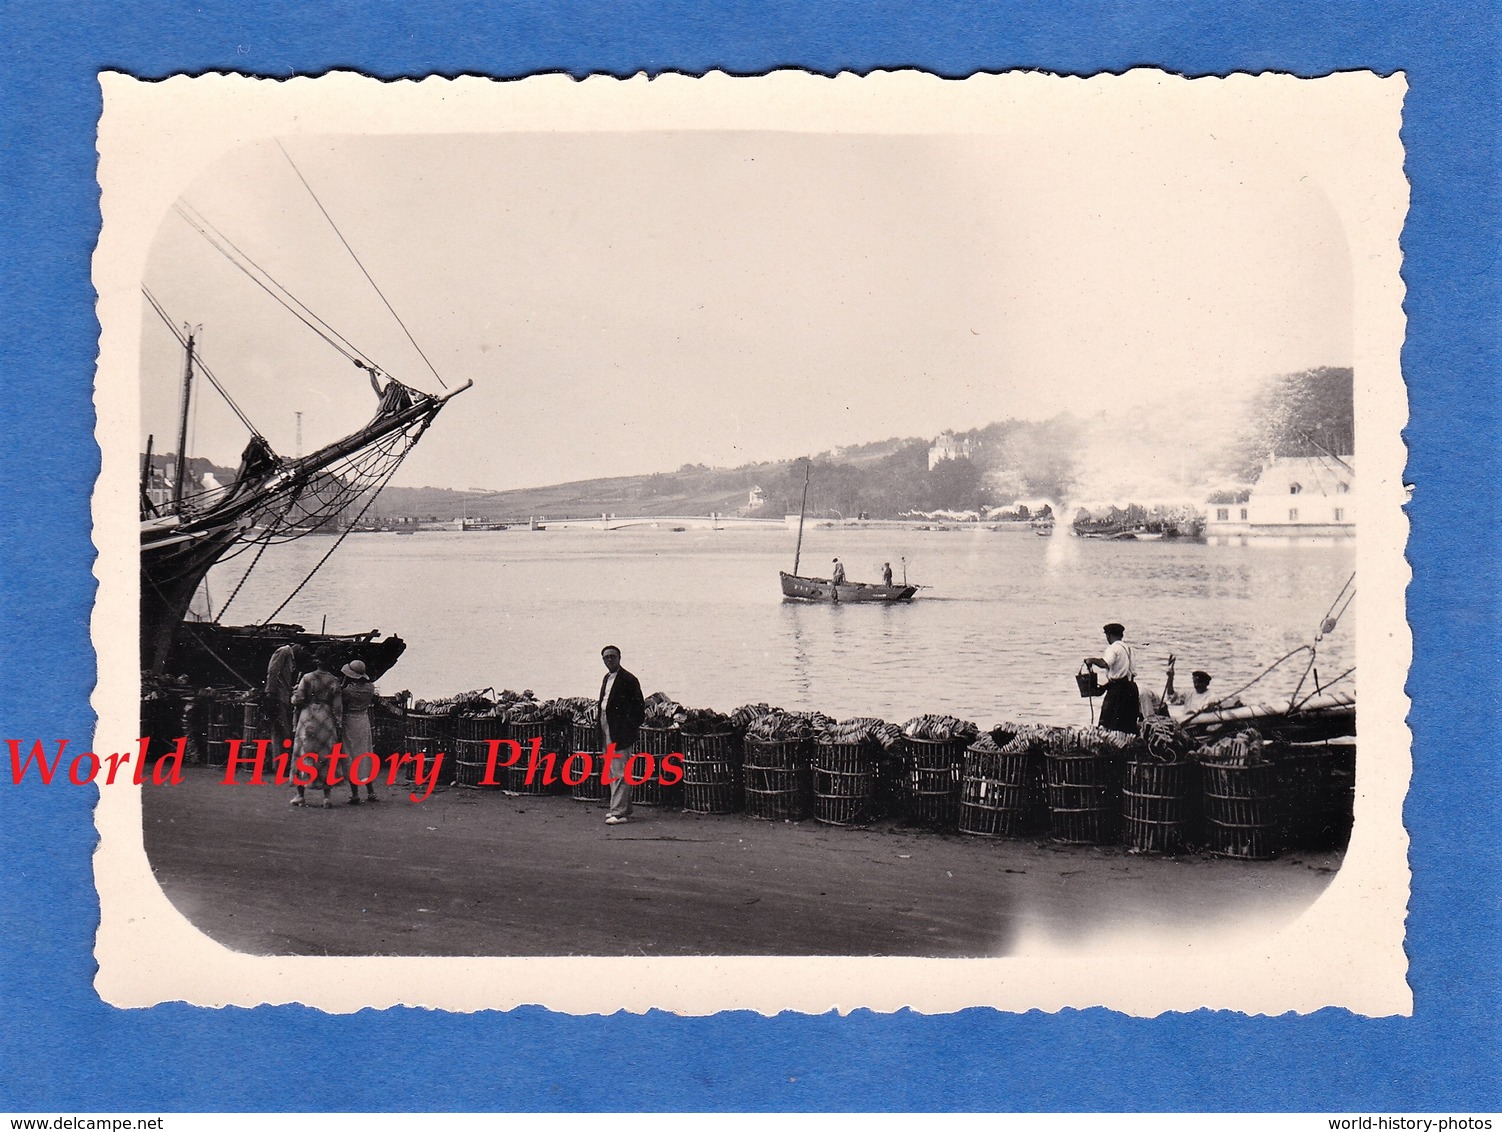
205, 526, 1356, 726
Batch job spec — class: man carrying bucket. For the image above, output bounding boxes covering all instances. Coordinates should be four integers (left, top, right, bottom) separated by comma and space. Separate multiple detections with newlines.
1084, 622, 1142, 734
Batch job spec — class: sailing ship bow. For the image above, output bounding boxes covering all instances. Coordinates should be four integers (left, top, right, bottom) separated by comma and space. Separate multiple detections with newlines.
140, 368, 470, 676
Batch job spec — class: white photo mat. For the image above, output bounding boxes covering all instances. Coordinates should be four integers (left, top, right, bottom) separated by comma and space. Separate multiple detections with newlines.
92, 70, 1411, 1015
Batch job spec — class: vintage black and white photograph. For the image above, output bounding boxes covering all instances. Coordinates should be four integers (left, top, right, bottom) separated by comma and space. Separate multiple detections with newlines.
92, 72, 1410, 1015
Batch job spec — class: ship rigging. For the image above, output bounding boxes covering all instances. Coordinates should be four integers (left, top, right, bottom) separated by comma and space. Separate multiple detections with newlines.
140, 148, 471, 684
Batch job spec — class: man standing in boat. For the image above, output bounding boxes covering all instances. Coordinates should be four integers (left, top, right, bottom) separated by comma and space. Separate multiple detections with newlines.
598, 645, 645, 826
882, 562, 893, 587
1084, 623, 1142, 734
830, 557, 846, 602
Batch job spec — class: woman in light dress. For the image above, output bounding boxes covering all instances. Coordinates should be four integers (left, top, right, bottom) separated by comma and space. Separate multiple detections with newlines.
339, 659, 380, 804
289, 652, 343, 808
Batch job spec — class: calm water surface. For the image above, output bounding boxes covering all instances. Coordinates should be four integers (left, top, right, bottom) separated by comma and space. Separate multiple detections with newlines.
206, 527, 1356, 726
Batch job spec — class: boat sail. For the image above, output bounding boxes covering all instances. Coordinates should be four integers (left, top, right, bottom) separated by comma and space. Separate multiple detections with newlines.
140, 170, 471, 686
778, 463, 917, 603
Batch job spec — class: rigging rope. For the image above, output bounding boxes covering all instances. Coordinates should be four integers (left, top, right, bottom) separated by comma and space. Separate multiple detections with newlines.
1293, 666, 1355, 711
214, 536, 272, 622
257, 440, 415, 626
277, 141, 449, 390
142, 286, 261, 437
213, 492, 299, 620
171, 202, 391, 377
142, 570, 255, 689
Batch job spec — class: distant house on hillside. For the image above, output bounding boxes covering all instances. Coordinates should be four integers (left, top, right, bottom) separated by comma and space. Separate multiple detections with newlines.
741, 485, 767, 515
928, 431, 972, 470
1205, 455, 1355, 544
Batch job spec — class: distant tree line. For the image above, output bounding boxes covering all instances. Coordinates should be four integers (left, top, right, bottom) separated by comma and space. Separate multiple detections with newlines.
306, 366, 1356, 520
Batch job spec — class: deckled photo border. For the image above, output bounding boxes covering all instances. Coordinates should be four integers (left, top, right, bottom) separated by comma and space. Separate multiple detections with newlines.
1, 2, 1497, 1113
91, 70, 1411, 1019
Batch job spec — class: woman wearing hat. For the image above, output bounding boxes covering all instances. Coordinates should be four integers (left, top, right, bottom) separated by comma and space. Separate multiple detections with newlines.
339, 659, 380, 803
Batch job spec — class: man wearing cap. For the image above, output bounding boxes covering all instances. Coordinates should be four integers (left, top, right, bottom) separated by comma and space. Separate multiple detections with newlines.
598, 645, 646, 826
1085, 623, 1142, 734
1164, 662, 1237, 721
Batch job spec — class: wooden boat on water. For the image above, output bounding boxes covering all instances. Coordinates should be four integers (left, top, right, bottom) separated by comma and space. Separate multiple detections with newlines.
778, 464, 918, 603
779, 571, 918, 603
1182, 690, 1354, 744
167, 623, 408, 689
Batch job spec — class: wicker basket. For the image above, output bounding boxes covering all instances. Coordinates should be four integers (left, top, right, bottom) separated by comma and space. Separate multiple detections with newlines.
203, 694, 245, 768
958, 742, 1045, 838
681, 731, 741, 814
569, 721, 607, 801
451, 715, 506, 789
742, 736, 813, 821
900, 736, 969, 830
1278, 743, 1354, 850
498, 720, 555, 795
403, 712, 453, 789
633, 724, 683, 807
812, 739, 876, 826
240, 699, 268, 743
1045, 750, 1124, 844
1122, 758, 1198, 853
371, 710, 407, 761
1202, 761, 1280, 859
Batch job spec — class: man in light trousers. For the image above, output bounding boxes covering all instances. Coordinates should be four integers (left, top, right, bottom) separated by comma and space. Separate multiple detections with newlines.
597, 645, 646, 826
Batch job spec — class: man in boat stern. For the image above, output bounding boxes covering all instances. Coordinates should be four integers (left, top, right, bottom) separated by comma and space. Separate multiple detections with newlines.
598, 645, 645, 825
1163, 661, 1239, 722
830, 557, 846, 602
1085, 623, 1142, 734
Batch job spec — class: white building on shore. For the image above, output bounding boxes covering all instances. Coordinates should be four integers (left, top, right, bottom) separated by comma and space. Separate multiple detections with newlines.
1205, 455, 1355, 545
927, 430, 972, 469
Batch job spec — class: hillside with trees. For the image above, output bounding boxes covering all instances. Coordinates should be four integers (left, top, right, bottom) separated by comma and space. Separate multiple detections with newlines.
142, 367, 1353, 522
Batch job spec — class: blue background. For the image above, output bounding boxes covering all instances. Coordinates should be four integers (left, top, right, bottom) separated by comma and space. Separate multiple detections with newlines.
1, 1, 1497, 1112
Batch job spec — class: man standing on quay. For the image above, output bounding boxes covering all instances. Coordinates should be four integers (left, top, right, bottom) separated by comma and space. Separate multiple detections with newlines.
1084, 622, 1142, 735
264, 642, 309, 766
598, 644, 645, 826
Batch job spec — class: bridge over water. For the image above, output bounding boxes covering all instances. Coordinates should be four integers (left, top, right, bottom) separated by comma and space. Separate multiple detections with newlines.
536, 515, 790, 531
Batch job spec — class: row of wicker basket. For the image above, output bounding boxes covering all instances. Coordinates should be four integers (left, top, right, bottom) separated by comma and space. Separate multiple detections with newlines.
159, 694, 1353, 860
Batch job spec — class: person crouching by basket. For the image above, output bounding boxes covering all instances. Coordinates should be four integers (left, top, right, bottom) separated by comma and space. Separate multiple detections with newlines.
339, 659, 380, 804
1084, 622, 1142, 734
598, 645, 645, 826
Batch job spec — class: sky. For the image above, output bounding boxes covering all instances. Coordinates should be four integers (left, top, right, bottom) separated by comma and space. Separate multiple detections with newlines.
139, 114, 1355, 493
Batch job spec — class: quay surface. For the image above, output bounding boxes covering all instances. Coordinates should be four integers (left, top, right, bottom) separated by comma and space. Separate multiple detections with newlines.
142, 767, 1343, 958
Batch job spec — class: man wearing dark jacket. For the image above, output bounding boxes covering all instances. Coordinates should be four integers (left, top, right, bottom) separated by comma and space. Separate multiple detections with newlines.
598, 644, 646, 825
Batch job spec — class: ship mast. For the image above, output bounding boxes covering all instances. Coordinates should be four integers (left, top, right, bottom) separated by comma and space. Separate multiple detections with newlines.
792, 462, 810, 577
172, 329, 196, 508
